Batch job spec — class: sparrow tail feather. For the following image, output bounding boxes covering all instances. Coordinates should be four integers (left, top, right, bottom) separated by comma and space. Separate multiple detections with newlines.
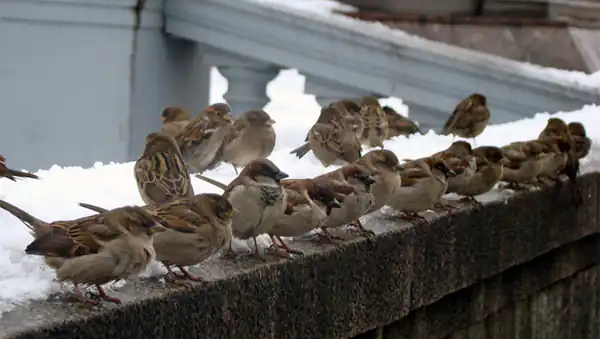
194, 174, 228, 191
0, 199, 48, 232
78, 202, 109, 213
8, 169, 39, 180
290, 143, 311, 159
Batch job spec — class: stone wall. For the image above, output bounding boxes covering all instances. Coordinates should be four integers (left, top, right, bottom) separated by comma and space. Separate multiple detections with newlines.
2, 172, 599, 339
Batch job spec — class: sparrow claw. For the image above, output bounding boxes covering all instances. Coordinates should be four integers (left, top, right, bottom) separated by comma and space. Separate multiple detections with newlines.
84, 286, 121, 305
314, 228, 345, 244
175, 266, 204, 282
164, 272, 192, 287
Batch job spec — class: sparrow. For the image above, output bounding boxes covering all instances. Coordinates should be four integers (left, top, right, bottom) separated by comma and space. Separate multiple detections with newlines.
134, 132, 194, 206
358, 96, 389, 148
452, 146, 509, 204
356, 149, 403, 215
312, 164, 376, 241
160, 107, 192, 138
195, 158, 288, 259
386, 156, 455, 220
267, 179, 342, 255
500, 141, 543, 189
533, 136, 573, 183
291, 107, 363, 167
0, 155, 39, 181
79, 193, 234, 285
567, 122, 591, 160
290, 106, 363, 163
538, 118, 579, 186
329, 99, 365, 139
440, 93, 491, 145
175, 102, 233, 174
435, 141, 476, 195
382, 105, 422, 138
0, 199, 164, 304
220, 110, 276, 174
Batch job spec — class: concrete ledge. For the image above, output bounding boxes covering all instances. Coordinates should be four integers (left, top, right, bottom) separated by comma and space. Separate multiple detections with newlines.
2, 172, 599, 339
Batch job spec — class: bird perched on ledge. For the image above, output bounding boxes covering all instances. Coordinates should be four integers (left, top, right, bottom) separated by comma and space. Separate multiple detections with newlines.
440, 93, 490, 145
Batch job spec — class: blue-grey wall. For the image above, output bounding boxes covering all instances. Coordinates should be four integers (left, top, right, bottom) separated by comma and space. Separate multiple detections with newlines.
0, 0, 210, 171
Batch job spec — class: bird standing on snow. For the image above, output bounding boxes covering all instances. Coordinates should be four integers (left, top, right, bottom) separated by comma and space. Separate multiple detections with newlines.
79, 193, 234, 285
220, 110, 277, 174
195, 158, 289, 259
134, 132, 193, 206
0, 200, 164, 304
440, 93, 490, 145
175, 102, 233, 174
358, 96, 389, 148
382, 106, 422, 138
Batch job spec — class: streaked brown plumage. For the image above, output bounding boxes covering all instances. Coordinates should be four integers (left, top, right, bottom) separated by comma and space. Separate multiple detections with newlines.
267, 179, 341, 255
328, 99, 364, 139
79, 193, 234, 284
175, 102, 233, 174
434, 141, 476, 195
501, 140, 543, 188
568, 122, 591, 160
0, 200, 163, 304
134, 132, 193, 206
382, 106, 422, 138
441, 93, 490, 145
220, 110, 276, 174
195, 159, 288, 259
452, 146, 509, 204
357, 149, 403, 215
160, 107, 192, 138
386, 156, 455, 220
538, 117, 579, 186
359, 96, 389, 148
0, 155, 39, 181
291, 107, 362, 167
313, 164, 376, 241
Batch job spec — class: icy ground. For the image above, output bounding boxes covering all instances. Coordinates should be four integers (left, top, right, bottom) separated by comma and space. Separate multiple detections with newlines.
0, 68, 599, 315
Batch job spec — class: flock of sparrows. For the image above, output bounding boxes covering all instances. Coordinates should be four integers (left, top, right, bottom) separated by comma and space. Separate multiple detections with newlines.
0, 93, 591, 307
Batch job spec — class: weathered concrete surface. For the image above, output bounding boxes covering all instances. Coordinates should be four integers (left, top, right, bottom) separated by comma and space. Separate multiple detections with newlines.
1, 172, 599, 339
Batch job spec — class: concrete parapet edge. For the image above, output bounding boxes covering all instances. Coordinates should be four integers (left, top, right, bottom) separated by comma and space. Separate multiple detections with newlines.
6, 173, 600, 339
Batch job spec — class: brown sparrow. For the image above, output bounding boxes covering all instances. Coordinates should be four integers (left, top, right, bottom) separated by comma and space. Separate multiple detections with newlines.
175, 102, 233, 174
160, 107, 192, 138
452, 146, 509, 204
134, 132, 194, 206
500, 141, 543, 189
356, 149, 403, 215
358, 96, 389, 148
195, 159, 288, 259
0, 199, 164, 305
382, 106, 422, 138
220, 110, 276, 174
434, 141, 476, 195
441, 93, 491, 145
313, 164, 376, 241
0, 155, 39, 181
267, 179, 342, 255
386, 156, 455, 220
538, 117, 579, 186
79, 193, 234, 285
329, 99, 365, 139
568, 122, 591, 160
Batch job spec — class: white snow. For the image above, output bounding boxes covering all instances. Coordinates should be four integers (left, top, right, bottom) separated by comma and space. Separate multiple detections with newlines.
243, 0, 600, 90
0, 68, 598, 314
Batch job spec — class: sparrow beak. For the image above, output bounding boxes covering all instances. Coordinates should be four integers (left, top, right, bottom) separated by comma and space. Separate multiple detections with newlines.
266, 119, 276, 125
362, 175, 376, 185
446, 169, 457, 177
275, 171, 289, 181
223, 114, 233, 122
328, 199, 342, 209
160, 116, 166, 122
393, 165, 404, 172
